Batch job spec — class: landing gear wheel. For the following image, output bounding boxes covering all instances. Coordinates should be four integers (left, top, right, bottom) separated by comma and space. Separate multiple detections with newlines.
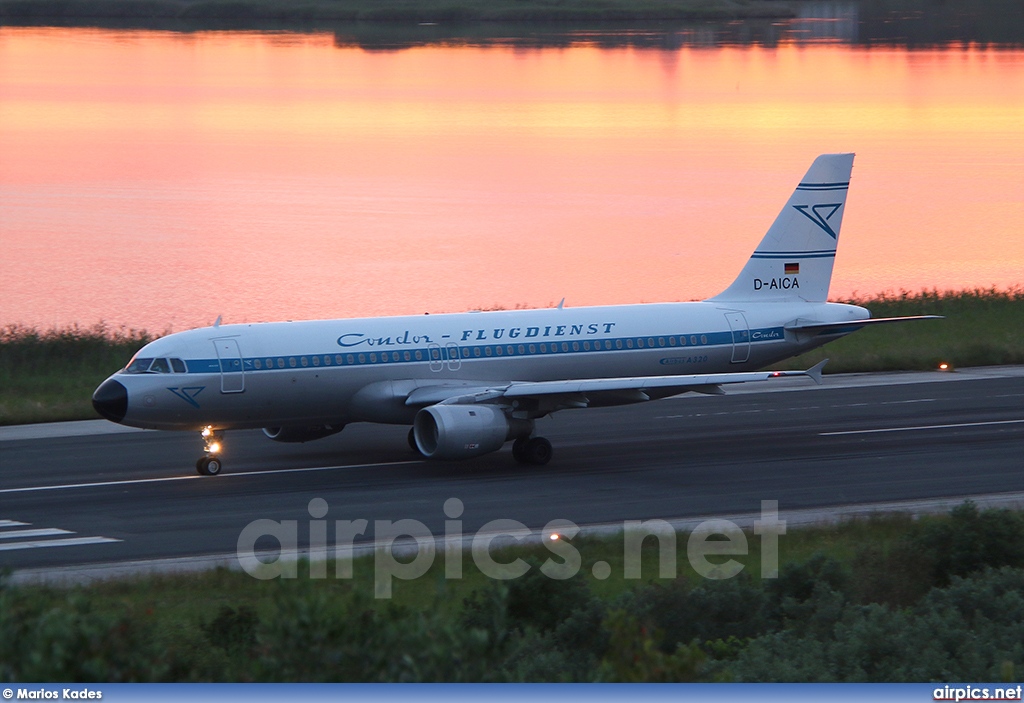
196, 456, 222, 476
522, 437, 553, 466
408, 427, 423, 455
512, 437, 528, 463
196, 426, 225, 476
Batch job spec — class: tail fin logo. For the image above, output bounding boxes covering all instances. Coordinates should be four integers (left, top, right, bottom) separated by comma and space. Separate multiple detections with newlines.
792, 203, 842, 239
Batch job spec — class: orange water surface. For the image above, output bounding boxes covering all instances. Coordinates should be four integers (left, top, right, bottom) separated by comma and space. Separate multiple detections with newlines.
1, 28, 1022, 331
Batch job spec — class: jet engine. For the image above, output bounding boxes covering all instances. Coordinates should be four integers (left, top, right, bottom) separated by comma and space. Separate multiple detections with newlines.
413, 405, 529, 460
262, 424, 345, 443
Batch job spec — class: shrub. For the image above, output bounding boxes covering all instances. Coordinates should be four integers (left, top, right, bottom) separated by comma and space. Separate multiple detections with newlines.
625, 573, 772, 653
730, 568, 1024, 682
914, 502, 1024, 586
0, 590, 166, 682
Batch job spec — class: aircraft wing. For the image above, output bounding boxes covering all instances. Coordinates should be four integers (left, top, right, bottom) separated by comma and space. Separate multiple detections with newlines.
786, 315, 943, 335
404, 360, 827, 408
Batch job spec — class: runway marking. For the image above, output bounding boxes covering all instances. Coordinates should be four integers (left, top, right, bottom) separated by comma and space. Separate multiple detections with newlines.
0, 528, 72, 540
0, 520, 122, 552
0, 460, 424, 495
0, 536, 121, 552
822, 419, 1024, 436
657, 399, 936, 420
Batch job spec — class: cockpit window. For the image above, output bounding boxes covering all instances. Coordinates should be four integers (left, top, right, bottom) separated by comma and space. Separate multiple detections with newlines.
125, 357, 154, 374
124, 357, 181, 374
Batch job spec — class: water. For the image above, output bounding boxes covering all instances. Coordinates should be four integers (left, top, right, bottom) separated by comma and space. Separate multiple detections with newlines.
1, 10, 1022, 332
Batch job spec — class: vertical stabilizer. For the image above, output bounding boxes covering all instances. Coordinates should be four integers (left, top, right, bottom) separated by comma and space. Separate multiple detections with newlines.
708, 153, 854, 303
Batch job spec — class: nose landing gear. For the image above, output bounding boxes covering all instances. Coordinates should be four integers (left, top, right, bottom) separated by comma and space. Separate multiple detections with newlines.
196, 426, 224, 476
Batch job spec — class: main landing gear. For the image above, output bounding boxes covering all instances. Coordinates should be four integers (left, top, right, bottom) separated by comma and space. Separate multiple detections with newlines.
196, 426, 224, 476
512, 436, 553, 466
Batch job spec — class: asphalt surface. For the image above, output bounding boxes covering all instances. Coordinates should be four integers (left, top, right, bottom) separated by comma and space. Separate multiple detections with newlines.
1, 367, 1022, 574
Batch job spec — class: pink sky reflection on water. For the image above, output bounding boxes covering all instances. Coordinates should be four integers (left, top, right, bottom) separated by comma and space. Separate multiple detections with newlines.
1, 28, 1021, 332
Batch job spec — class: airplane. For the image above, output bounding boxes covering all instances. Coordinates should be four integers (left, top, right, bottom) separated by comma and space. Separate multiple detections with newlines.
92, 153, 939, 475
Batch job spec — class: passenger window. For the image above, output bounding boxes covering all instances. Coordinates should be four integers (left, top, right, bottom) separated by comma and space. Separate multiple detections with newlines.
170, 358, 187, 373
149, 358, 170, 374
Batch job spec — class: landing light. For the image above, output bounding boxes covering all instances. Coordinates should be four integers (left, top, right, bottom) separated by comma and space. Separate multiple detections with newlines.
201, 426, 214, 438
549, 533, 560, 541
208, 442, 222, 454
938, 362, 954, 372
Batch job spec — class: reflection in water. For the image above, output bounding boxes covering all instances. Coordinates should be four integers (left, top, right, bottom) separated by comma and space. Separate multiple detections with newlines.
0, 26, 1022, 331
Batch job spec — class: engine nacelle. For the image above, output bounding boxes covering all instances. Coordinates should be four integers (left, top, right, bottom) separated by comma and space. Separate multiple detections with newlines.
262, 424, 344, 443
414, 405, 525, 460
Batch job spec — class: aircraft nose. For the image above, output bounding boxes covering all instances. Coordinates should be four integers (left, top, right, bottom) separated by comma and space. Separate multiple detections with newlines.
92, 378, 128, 423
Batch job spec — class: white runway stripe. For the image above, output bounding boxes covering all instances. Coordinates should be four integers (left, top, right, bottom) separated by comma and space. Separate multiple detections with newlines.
1, 519, 121, 552
0, 536, 122, 552
0, 528, 72, 540
0, 460, 423, 495
822, 418, 1024, 436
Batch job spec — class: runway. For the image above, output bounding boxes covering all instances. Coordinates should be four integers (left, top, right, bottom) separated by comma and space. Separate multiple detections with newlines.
2, 367, 1023, 576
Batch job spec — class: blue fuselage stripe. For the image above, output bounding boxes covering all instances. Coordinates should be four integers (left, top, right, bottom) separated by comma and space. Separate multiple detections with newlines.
175, 327, 789, 375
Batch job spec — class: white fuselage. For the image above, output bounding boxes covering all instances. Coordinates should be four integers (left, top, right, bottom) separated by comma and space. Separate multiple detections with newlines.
105, 299, 868, 432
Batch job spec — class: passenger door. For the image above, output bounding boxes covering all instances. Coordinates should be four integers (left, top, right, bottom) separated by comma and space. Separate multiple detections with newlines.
212, 338, 245, 393
724, 312, 750, 364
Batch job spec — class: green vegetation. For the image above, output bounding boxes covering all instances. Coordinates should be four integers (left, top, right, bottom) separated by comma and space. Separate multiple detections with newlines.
0, 324, 151, 425
0, 0, 796, 23
2, 502, 1024, 682
1, 287, 1021, 425
771, 287, 1024, 373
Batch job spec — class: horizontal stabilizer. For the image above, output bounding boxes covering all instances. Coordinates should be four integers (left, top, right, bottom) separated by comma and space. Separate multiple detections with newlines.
786, 315, 943, 335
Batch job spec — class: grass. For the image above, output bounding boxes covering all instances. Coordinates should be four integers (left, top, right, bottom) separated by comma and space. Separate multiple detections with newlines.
1, 287, 1021, 425
770, 287, 1024, 373
0, 324, 152, 425
0, 511, 944, 638
4, 504, 1020, 681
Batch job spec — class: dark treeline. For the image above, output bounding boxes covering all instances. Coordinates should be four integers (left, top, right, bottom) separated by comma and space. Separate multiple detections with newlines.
0, 0, 797, 24
2, 503, 1024, 682
1, 0, 1022, 49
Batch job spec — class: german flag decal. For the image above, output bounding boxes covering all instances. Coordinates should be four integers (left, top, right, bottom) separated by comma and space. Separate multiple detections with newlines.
784, 262, 800, 275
